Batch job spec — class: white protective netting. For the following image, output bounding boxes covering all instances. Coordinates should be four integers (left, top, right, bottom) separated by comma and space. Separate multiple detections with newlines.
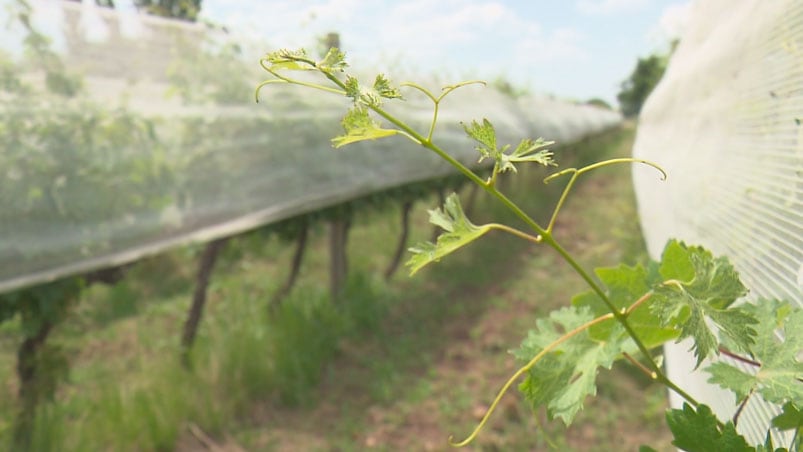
632, 0, 802, 445
0, 1, 621, 294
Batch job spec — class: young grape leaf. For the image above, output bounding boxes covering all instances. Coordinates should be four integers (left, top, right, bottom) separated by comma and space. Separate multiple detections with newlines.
572, 262, 678, 350
318, 47, 348, 73
262, 48, 314, 71
342, 75, 402, 107
331, 106, 399, 148
372, 74, 403, 100
706, 300, 803, 407
462, 118, 501, 162
344, 76, 361, 100
499, 138, 556, 173
406, 193, 491, 275
462, 120, 555, 174
665, 403, 753, 452
652, 240, 756, 367
512, 305, 630, 425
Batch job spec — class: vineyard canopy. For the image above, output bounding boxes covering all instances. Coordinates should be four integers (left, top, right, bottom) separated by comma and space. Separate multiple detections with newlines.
0, 2, 621, 293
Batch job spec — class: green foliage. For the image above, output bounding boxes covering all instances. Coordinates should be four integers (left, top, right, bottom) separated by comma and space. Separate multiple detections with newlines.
0, 279, 83, 338
617, 53, 668, 117
132, 0, 202, 21
513, 305, 628, 424
332, 106, 399, 147
258, 48, 802, 451
406, 194, 491, 275
572, 262, 678, 349
586, 98, 613, 110
772, 402, 802, 433
707, 300, 803, 407
665, 404, 753, 452
167, 40, 255, 104
462, 119, 555, 174
653, 240, 756, 367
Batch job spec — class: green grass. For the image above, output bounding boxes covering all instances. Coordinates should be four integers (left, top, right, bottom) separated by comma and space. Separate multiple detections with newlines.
0, 124, 673, 451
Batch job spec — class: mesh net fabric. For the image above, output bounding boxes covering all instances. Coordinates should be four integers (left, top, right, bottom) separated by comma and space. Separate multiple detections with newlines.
0, 2, 621, 293
632, 0, 802, 445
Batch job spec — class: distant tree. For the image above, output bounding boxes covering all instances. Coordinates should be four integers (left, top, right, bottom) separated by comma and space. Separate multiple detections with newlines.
585, 97, 612, 110
617, 53, 667, 117
134, 0, 202, 21
317, 32, 341, 58
67, 0, 202, 21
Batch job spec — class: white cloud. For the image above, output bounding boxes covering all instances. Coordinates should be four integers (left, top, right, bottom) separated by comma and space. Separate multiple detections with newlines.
200, 0, 588, 81
576, 0, 649, 15
647, 1, 691, 46
517, 27, 587, 64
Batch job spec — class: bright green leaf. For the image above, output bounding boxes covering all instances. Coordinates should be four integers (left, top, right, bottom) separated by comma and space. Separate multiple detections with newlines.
262, 48, 314, 71
406, 194, 491, 275
706, 361, 755, 402
342, 74, 402, 107
573, 263, 678, 350
462, 118, 499, 162
331, 106, 399, 148
772, 402, 802, 431
463, 119, 556, 174
344, 76, 361, 100
513, 305, 630, 425
706, 300, 803, 407
657, 240, 748, 309
652, 240, 756, 367
373, 74, 403, 100
318, 47, 348, 72
499, 138, 556, 173
665, 403, 753, 452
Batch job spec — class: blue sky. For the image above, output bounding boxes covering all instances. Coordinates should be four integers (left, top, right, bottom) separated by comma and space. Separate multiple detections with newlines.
201, 0, 692, 106
0, 0, 691, 106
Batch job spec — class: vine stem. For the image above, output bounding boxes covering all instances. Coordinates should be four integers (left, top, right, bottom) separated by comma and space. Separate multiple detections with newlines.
541, 235, 700, 409
544, 158, 667, 233
486, 223, 543, 244
257, 58, 703, 432
718, 346, 761, 367
448, 312, 615, 447
370, 99, 701, 412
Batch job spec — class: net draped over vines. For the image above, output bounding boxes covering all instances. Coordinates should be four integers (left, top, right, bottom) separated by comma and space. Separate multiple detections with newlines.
632, 0, 803, 445
0, 2, 621, 293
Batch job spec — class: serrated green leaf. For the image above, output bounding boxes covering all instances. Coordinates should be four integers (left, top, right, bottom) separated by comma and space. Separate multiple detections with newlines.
513, 305, 630, 425
652, 240, 756, 367
462, 120, 556, 174
405, 193, 491, 275
772, 402, 802, 431
665, 403, 753, 452
462, 118, 499, 162
344, 76, 360, 100
331, 106, 398, 148
263, 48, 314, 71
572, 263, 678, 350
372, 74, 403, 100
318, 47, 348, 72
499, 138, 556, 173
342, 74, 402, 107
658, 240, 748, 309
706, 300, 803, 407
706, 362, 756, 401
